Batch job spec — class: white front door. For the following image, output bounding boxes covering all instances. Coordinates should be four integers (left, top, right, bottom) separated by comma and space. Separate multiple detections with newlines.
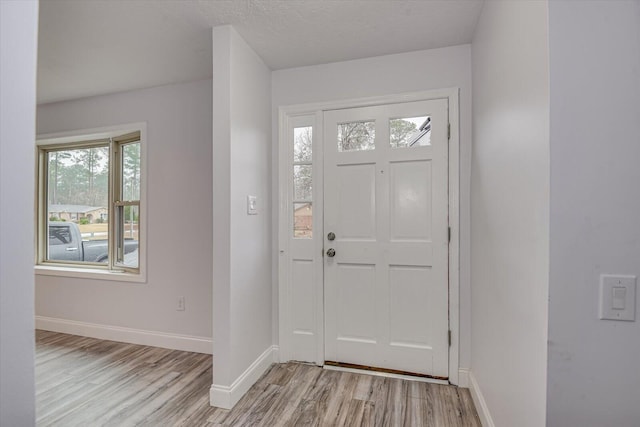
323, 99, 449, 378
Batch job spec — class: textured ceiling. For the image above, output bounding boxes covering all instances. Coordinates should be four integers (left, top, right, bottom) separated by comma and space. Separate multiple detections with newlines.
38, 0, 484, 104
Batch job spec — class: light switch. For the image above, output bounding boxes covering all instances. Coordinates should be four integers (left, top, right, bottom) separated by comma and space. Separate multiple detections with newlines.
247, 195, 257, 215
612, 287, 626, 310
599, 275, 636, 321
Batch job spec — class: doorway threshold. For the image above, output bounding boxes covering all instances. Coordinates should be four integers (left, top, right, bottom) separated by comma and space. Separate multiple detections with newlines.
323, 361, 449, 385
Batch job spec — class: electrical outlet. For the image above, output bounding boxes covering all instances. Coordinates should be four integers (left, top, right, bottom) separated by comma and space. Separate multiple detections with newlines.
177, 296, 185, 311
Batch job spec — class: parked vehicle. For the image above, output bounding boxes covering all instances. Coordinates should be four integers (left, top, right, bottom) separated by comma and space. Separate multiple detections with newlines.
48, 221, 138, 265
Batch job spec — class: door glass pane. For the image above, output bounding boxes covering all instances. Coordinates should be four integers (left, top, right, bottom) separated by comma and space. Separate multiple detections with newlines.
338, 121, 375, 152
121, 142, 141, 201
294, 126, 312, 162
390, 116, 431, 148
294, 202, 313, 238
294, 165, 312, 200
46, 146, 109, 263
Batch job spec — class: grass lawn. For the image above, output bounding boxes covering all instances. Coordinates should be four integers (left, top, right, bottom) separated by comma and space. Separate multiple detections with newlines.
78, 223, 108, 233
78, 222, 138, 240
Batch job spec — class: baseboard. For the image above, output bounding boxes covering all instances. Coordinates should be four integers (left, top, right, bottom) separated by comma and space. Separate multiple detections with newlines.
209, 345, 279, 409
469, 370, 496, 427
35, 316, 212, 354
458, 368, 470, 388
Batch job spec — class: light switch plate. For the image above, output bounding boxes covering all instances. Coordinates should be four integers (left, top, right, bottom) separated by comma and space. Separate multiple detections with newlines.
247, 195, 257, 215
599, 275, 636, 321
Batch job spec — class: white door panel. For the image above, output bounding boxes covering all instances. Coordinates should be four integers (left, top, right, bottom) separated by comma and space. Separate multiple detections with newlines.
336, 163, 377, 240
389, 160, 432, 240
324, 99, 449, 378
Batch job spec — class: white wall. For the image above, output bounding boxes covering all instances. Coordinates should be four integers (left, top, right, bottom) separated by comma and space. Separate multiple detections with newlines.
271, 44, 473, 370
0, 1, 38, 425
547, 1, 640, 425
470, 1, 549, 426
36, 79, 213, 340
211, 25, 272, 398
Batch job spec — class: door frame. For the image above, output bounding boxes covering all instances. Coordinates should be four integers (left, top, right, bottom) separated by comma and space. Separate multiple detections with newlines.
277, 88, 461, 385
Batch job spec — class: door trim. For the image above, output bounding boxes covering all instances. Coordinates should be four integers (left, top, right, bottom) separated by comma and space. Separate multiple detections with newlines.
277, 88, 461, 385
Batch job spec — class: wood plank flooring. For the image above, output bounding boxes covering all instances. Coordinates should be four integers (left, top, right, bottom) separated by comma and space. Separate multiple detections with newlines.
36, 330, 481, 426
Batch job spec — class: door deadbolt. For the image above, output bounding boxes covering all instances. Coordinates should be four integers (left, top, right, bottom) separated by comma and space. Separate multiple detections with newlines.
327, 232, 336, 241
326, 248, 336, 257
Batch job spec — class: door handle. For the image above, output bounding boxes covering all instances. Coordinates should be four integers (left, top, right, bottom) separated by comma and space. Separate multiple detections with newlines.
65, 247, 78, 251
326, 248, 336, 257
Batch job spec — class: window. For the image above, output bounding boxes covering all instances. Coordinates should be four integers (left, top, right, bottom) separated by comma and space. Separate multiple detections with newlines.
37, 128, 143, 275
390, 115, 431, 148
337, 120, 375, 152
293, 125, 313, 238
49, 225, 72, 245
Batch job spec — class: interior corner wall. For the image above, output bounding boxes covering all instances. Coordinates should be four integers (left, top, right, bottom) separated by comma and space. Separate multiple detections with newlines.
0, 1, 38, 425
547, 1, 640, 425
35, 79, 213, 340
211, 25, 272, 392
470, 1, 550, 426
271, 44, 473, 370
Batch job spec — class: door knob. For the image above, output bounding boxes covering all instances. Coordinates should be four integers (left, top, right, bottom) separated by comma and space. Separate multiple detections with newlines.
327, 232, 336, 241
326, 248, 336, 257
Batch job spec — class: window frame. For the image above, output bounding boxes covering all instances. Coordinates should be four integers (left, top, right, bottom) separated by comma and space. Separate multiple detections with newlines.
35, 123, 147, 283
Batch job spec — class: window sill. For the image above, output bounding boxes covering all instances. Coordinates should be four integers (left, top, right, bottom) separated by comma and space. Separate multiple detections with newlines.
34, 265, 146, 283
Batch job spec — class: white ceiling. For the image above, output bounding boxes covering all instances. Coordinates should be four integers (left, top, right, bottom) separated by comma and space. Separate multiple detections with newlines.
37, 0, 484, 104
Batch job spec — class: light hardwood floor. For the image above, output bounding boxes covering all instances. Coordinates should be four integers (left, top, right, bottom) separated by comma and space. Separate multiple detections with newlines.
36, 330, 481, 426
